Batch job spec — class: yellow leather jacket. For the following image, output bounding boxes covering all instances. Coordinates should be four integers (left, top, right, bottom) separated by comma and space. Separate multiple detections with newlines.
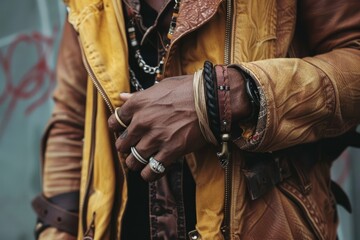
39, 0, 360, 239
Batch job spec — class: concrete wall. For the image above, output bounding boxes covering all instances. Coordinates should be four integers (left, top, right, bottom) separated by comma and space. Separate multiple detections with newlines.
0, 1, 65, 238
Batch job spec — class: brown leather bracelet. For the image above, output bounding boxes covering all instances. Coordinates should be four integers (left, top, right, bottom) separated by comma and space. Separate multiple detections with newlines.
32, 192, 79, 238
214, 65, 232, 167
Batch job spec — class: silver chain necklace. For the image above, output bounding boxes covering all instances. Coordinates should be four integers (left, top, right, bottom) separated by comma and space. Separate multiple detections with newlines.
129, 68, 159, 92
126, 0, 181, 79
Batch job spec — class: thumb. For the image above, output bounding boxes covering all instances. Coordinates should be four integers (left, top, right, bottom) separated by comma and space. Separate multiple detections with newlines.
120, 92, 133, 101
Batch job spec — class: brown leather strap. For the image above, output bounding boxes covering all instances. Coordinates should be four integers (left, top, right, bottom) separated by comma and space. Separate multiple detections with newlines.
215, 65, 231, 133
32, 193, 79, 237
50, 191, 80, 212
242, 153, 292, 200
214, 65, 232, 167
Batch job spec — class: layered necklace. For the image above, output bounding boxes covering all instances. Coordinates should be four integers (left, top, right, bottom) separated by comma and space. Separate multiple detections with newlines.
124, 0, 181, 91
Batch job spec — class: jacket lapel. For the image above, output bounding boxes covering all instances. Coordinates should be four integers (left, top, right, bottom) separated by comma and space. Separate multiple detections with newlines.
172, 0, 223, 43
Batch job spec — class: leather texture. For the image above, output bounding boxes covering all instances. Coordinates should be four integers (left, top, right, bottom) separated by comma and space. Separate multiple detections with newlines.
41, 19, 87, 198
32, 193, 79, 237
38, 0, 360, 239
37, 18, 87, 239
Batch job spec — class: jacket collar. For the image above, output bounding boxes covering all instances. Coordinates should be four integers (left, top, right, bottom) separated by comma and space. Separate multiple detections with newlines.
172, 0, 223, 43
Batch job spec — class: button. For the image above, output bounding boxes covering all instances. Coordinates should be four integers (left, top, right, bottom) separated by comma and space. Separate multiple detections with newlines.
151, 202, 165, 216
188, 230, 201, 240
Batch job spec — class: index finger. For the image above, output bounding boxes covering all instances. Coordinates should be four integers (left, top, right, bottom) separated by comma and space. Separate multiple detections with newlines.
108, 107, 130, 132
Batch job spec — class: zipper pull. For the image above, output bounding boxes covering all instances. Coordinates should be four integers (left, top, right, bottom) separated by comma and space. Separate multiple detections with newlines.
83, 212, 96, 240
221, 225, 230, 240
217, 133, 231, 167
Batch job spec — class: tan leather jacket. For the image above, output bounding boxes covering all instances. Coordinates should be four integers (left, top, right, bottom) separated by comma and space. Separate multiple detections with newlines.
40, 0, 360, 239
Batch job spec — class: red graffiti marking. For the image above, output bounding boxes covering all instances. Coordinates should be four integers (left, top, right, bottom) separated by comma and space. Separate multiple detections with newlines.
0, 30, 57, 136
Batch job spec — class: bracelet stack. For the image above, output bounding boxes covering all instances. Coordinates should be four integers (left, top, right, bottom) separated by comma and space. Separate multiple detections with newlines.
203, 61, 221, 143
193, 69, 218, 145
192, 61, 260, 167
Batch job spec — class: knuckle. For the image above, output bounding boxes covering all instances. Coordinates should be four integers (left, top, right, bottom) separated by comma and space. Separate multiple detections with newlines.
117, 111, 129, 126
120, 101, 135, 122
115, 138, 122, 150
118, 144, 128, 153
116, 138, 128, 153
140, 169, 153, 182
137, 144, 156, 159
159, 148, 175, 161
108, 115, 117, 129
140, 173, 150, 182
126, 156, 137, 171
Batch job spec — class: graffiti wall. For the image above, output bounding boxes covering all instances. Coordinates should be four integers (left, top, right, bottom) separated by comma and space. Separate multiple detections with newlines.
0, 1, 65, 238
0, 1, 359, 239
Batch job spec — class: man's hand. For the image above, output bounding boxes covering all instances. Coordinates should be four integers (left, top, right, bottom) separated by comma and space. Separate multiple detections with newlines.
108, 75, 207, 182
108, 67, 251, 181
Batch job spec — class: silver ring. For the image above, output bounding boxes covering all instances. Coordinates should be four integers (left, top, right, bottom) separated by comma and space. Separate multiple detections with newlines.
130, 147, 148, 165
114, 107, 128, 128
149, 157, 165, 174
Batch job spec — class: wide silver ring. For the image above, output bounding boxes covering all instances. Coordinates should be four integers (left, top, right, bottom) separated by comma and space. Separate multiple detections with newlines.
130, 147, 148, 165
149, 157, 165, 174
114, 107, 128, 128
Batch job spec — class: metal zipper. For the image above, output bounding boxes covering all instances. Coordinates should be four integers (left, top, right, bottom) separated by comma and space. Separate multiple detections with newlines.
79, 44, 116, 235
83, 58, 114, 114
81, 87, 97, 235
221, 0, 233, 239
221, 161, 232, 240
224, 0, 233, 65
83, 212, 96, 239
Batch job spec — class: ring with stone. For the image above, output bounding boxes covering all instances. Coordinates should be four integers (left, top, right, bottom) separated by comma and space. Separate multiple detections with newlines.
149, 156, 165, 174
130, 147, 148, 165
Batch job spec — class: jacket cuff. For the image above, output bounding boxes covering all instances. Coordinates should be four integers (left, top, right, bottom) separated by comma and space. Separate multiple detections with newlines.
229, 64, 267, 151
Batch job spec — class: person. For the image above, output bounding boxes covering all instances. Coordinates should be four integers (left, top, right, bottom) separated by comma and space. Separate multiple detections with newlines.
32, 0, 360, 239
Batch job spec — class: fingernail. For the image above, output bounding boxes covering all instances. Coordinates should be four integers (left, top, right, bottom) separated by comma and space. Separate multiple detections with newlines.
120, 92, 133, 99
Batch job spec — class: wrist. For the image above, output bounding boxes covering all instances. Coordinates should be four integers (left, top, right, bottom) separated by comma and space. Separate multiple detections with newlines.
228, 67, 259, 123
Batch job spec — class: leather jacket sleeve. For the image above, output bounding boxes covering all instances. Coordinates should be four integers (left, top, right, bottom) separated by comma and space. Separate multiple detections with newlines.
236, 0, 360, 152
39, 19, 87, 238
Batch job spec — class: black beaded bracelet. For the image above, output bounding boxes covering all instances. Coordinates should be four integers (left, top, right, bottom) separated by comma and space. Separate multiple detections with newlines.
203, 60, 221, 143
